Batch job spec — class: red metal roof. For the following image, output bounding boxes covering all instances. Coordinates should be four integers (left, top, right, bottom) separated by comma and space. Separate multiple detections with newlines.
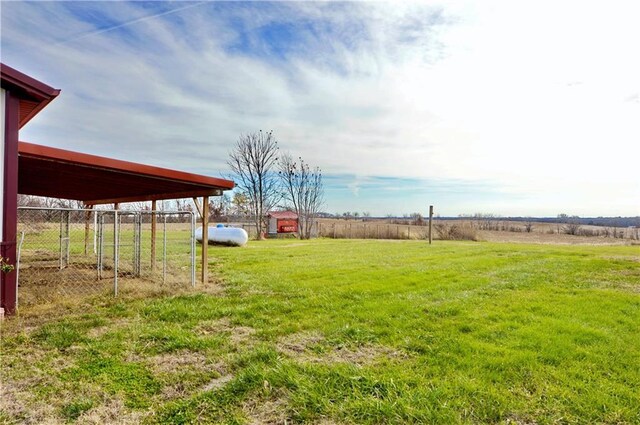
1, 63, 60, 128
18, 142, 235, 205
268, 210, 298, 219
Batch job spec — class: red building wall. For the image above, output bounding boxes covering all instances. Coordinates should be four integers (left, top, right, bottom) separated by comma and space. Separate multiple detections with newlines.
278, 219, 298, 233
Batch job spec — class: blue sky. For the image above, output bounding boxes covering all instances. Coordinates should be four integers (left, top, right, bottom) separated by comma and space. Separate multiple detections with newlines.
2, 1, 639, 217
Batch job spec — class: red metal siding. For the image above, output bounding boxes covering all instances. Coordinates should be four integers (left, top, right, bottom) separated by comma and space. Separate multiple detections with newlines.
278, 219, 298, 233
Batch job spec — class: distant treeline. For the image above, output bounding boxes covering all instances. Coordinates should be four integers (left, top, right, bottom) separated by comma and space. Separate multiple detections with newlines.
448, 216, 640, 228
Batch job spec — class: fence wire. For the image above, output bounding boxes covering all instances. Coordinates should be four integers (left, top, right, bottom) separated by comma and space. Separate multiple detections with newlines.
17, 208, 195, 307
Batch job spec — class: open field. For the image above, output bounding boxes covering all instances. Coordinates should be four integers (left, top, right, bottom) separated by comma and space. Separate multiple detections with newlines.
316, 218, 638, 245
1, 239, 639, 424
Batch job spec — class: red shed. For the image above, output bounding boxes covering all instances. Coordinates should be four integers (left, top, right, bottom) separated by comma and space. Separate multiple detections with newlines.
267, 211, 298, 235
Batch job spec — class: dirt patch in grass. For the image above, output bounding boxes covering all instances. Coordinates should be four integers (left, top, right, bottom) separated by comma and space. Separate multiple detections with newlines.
278, 332, 407, 366
195, 318, 256, 347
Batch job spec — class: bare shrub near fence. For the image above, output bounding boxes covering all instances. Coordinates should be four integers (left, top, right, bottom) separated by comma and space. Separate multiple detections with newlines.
17, 208, 194, 308
562, 221, 582, 235
318, 221, 429, 240
434, 221, 478, 241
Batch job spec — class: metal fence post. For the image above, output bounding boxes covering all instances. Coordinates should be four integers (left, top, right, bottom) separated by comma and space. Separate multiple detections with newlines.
133, 213, 141, 277
114, 210, 119, 296
97, 212, 104, 280
162, 213, 167, 285
191, 211, 196, 288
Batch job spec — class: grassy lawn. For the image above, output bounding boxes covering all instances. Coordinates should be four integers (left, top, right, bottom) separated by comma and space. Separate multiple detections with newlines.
1, 239, 639, 424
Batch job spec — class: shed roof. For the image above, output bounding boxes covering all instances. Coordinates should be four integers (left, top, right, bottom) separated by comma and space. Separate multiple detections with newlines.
18, 142, 235, 205
1, 63, 60, 128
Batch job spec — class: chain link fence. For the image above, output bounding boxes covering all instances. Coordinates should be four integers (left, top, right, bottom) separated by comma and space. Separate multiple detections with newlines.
17, 207, 195, 307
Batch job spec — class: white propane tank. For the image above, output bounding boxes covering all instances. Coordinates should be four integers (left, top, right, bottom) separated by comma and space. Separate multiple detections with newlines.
195, 225, 248, 247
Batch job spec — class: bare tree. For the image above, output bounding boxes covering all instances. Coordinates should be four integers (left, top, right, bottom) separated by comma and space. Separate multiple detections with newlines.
278, 153, 324, 239
228, 131, 281, 239
411, 213, 425, 226
174, 198, 193, 212
18, 195, 85, 209
562, 216, 582, 235
209, 194, 231, 221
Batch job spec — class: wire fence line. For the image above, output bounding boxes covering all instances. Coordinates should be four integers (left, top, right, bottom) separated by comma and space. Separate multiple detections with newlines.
16, 207, 195, 308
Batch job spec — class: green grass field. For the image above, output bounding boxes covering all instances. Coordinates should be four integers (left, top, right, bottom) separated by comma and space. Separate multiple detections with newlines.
1, 239, 639, 424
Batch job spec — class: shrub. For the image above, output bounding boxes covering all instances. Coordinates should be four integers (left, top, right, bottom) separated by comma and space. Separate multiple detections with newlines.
434, 222, 478, 241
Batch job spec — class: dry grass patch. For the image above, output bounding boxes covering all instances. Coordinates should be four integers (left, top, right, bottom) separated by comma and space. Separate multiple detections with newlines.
148, 350, 230, 400
242, 395, 289, 425
75, 397, 148, 425
278, 332, 407, 366
0, 379, 119, 425
0, 380, 58, 424
86, 317, 134, 339
201, 373, 235, 392
147, 350, 210, 375
0, 346, 71, 423
196, 318, 256, 347
600, 255, 640, 262
479, 230, 631, 245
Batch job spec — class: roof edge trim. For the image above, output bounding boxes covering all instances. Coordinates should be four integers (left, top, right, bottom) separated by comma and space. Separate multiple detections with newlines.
19, 141, 235, 191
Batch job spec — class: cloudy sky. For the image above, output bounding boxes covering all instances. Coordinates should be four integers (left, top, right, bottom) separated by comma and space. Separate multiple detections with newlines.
2, 1, 638, 216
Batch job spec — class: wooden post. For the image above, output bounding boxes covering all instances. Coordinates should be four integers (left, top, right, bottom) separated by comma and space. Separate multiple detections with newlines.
201, 196, 209, 284
408, 226, 411, 239
151, 200, 157, 272
429, 205, 433, 245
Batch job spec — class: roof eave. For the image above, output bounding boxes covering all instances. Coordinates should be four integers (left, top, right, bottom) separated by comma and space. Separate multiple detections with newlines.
19, 142, 235, 190
1, 63, 61, 128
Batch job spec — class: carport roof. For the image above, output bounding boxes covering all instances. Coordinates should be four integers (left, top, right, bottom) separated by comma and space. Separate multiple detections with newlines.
18, 141, 234, 205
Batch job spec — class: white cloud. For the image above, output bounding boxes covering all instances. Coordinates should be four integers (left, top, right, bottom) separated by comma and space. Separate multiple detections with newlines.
2, 1, 638, 216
